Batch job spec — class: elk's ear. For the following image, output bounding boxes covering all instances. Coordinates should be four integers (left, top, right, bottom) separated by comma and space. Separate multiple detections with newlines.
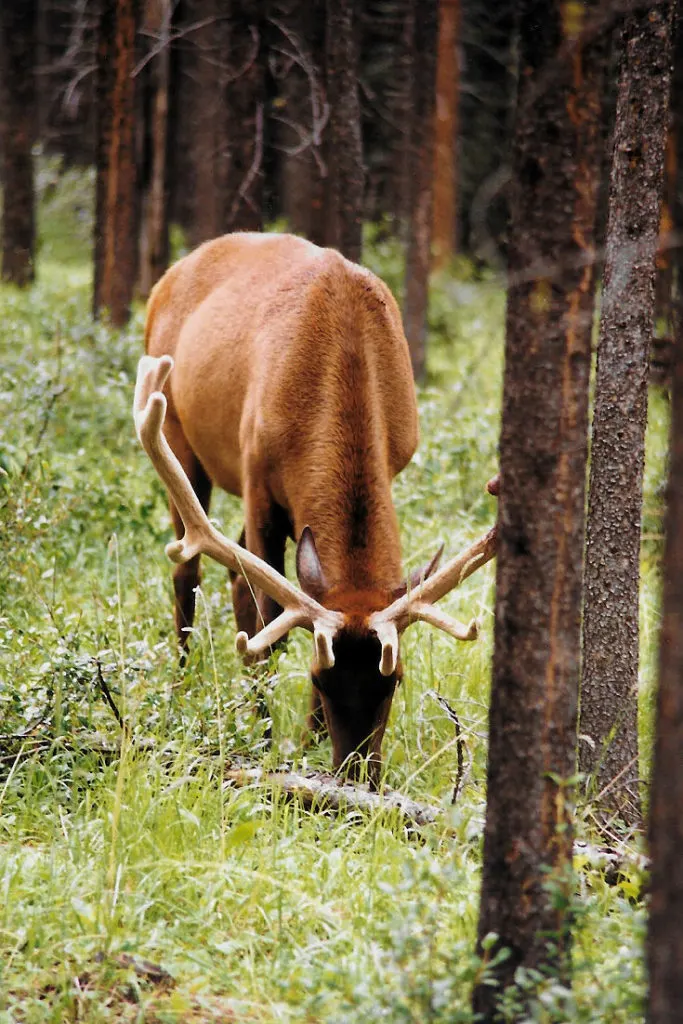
392, 543, 444, 600
296, 526, 328, 602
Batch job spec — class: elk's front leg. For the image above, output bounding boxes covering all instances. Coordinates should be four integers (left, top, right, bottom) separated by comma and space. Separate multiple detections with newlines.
229, 528, 259, 638
232, 489, 290, 641
164, 416, 212, 654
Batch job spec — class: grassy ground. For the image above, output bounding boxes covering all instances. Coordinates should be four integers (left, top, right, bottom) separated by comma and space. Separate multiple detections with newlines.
0, 183, 667, 1022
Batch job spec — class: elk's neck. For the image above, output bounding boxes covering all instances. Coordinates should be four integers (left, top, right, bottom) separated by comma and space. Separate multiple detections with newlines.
299, 463, 404, 599
291, 377, 405, 598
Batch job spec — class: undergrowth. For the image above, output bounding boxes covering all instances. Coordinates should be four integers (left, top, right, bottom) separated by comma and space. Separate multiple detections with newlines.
0, 173, 666, 1022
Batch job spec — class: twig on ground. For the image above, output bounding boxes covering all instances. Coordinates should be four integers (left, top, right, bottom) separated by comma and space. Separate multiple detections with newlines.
429, 691, 467, 804
95, 659, 124, 729
94, 950, 175, 987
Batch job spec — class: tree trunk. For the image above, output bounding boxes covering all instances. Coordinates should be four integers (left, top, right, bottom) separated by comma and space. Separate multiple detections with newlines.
224, 0, 265, 233
432, 0, 460, 268
580, 2, 675, 829
36, 0, 96, 168
138, 0, 173, 298
459, 0, 516, 261
648, 201, 683, 1023
403, 0, 438, 383
187, 0, 227, 247
392, 0, 417, 236
323, 0, 364, 262
93, 0, 140, 326
0, 0, 38, 286
472, 3, 604, 1017
272, 0, 326, 241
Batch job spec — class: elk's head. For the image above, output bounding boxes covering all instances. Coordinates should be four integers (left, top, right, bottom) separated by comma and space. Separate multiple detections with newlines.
134, 356, 497, 787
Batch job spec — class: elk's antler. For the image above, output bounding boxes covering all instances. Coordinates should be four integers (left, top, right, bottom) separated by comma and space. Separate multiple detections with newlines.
134, 356, 343, 661
370, 524, 498, 675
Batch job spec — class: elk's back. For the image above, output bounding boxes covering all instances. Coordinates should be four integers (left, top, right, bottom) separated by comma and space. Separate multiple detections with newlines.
144, 233, 418, 523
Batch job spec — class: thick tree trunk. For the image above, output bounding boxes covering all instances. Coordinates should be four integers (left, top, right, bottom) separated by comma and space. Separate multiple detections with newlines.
224, 0, 265, 233
580, 3, 675, 829
323, 0, 364, 262
138, 0, 172, 298
648, 228, 683, 1023
0, 0, 38, 286
472, 4, 603, 1017
403, 0, 438, 383
432, 0, 460, 268
93, 0, 140, 326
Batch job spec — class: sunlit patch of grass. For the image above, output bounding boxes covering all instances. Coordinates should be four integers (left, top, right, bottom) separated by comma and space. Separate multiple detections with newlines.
0, 182, 666, 1021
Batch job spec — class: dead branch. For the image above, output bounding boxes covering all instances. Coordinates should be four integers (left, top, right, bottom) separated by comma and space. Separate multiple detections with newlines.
428, 691, 467, 804
224, 765, 443, 829
224, 764, 648, 879
95, 659, 124, 729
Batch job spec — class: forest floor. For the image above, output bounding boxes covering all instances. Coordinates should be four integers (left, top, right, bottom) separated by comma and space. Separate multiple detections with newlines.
0, 174, 669, 1022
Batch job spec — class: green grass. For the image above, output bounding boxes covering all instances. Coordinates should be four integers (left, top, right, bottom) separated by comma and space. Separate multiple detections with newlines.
0, 184, 666, 1022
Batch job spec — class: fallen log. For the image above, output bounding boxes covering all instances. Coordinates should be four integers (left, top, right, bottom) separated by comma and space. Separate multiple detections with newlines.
224, 765, 648, 879
224, 765, 443, 829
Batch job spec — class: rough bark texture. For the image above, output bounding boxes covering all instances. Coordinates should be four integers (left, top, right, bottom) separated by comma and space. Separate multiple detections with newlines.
403, 0, 438, 382
138, 0, 173, 298
648, 223, 683, 1023
580, 3, 675, 829
93, 0, 140, 325
0, 0, 38, 286
432, 0, 460, 268
323, 0, 364, 262
224, 0, 265, 232
472, 3, 603, 1017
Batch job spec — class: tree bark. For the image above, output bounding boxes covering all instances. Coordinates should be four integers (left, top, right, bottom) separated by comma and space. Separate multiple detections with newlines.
93, 0, 140, 326
648, 197, 683, 1023
323, 0, 364, 262
432, 0, 460, 268
224, 0, 265, 233
36, 0, 96, 168
472, 3, 603, 1017
459, 0, 515, 261
0, 0, 38, 286
187, 0, 227, 246
580, 3, 675, 829
403, 0, 438, 382
272, 0, 326, 241
138, 0, 173, 298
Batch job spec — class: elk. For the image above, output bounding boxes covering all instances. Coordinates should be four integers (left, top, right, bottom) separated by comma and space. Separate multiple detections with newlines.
134, 232, 497, 783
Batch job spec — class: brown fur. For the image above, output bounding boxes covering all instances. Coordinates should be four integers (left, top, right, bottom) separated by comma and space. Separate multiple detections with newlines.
145, 232, 419, 779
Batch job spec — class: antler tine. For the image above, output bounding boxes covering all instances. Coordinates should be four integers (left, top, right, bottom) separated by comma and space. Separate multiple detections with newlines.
134, 357, 342, 650
371, 524, 497, 635
405, 603, 479, 642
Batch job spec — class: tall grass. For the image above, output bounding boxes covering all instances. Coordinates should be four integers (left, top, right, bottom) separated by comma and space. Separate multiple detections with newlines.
0, 181, 665, 1021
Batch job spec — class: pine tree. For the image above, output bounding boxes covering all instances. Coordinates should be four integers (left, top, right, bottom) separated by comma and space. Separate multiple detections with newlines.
93, 0, 140, 325
473, 2, 604, 1015
0, 0, 38, 286
403, 0, 438, 381
580, 0, 675, 828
